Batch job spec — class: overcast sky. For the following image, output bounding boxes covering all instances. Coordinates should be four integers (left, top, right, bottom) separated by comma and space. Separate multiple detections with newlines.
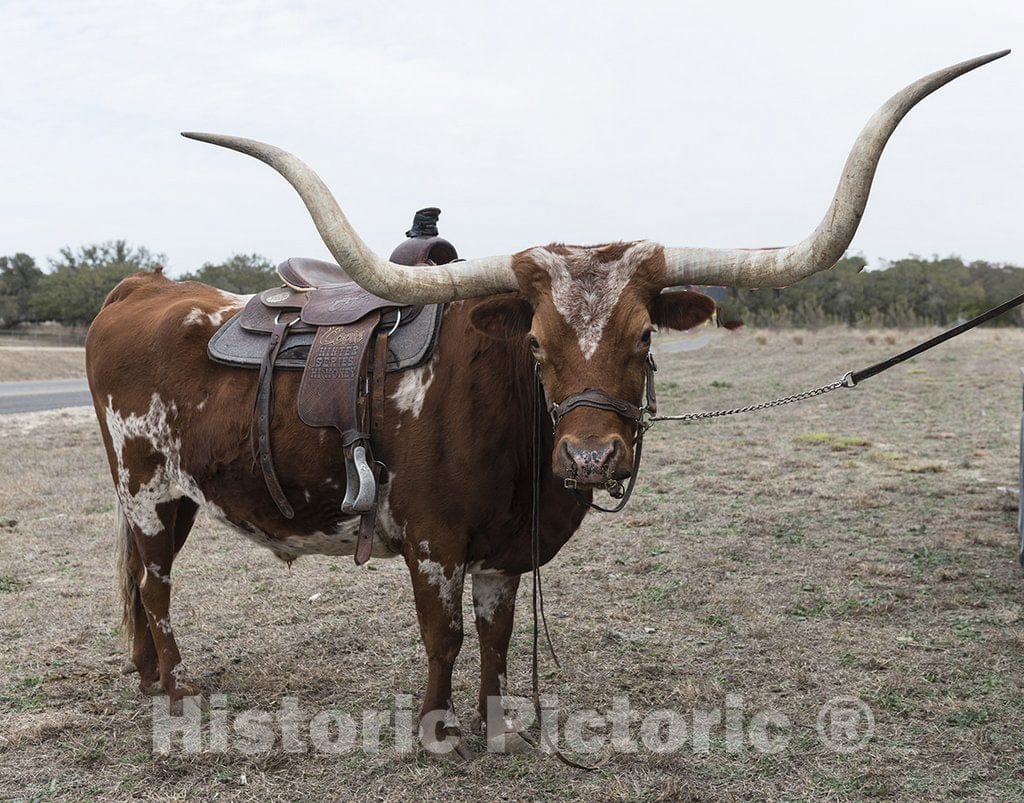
2, 1, 1021, 276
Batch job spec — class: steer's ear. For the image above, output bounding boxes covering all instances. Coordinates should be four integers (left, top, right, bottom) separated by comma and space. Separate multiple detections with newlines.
469, 295, 534, 340
650, 290, 717, 331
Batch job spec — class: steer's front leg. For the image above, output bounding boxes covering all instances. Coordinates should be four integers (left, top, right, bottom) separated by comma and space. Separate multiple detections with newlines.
405, 545, 470, 759
471, 572, 533, 753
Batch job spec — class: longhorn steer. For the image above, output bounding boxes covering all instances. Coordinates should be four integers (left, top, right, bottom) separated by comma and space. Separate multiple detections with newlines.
85, 52, 1007, 757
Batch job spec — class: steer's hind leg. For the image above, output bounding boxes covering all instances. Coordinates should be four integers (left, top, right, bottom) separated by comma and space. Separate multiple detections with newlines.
121, 497, 201, 702
124, 541, 159, 692
122, 498, 199, 692
471, 572, 532, 753
405, 546, 470, 759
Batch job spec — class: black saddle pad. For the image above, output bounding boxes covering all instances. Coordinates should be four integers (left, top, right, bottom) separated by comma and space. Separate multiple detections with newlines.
208, 301, 444, 373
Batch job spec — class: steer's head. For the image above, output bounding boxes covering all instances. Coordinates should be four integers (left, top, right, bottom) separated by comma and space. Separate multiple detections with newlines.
470, 242, 715, 485
182, 47, 1007, 492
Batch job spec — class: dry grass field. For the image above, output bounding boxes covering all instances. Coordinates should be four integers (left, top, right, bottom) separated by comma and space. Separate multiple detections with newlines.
1, 327, 1023, 801
0, 347, 86, 382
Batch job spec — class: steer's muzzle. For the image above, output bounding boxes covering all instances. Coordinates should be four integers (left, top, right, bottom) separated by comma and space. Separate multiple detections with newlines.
554, 434, 632, 487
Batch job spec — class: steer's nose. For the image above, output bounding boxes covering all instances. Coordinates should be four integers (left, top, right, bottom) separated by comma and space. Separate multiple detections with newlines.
556, 436, 630, 484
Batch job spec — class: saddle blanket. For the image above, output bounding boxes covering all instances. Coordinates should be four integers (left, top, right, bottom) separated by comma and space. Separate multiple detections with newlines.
208, 300, 444, 373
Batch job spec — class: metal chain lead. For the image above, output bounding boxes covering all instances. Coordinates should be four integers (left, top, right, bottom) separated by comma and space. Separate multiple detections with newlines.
650, 290, 1024, 426
651, 372, 855, 424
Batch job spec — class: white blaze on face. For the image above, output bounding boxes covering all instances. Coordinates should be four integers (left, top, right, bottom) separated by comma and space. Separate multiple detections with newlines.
526, 241, 660, 360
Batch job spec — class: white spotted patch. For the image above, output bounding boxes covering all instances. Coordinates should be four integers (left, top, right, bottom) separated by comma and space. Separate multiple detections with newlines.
373, 474, 406, 553
105, 394, 190, 536
472, 574, 515, 625
170, 661, 190, 690
526, 241, 661, 360
211, 516, 296, 562
416, 559, 465, 627
105, 393, 400, 563
182, 294, 247, 328
146, 563, 171, 586
389, 361, 435, 419
466, 560, 504, 576
217, 290, 253, 305
213, 513, 398, 561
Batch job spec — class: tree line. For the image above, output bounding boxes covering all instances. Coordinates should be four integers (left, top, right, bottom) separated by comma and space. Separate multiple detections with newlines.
1, 242, 1022, 329
0, 242, 277, 328
719, 256, 1024, 328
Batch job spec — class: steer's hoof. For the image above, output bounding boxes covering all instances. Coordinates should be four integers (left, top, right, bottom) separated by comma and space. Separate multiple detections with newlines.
139, 679, 163, 696
165, 675, 204, 714
421, 727, 476, 762
174, 680, 203, 698
452, 735, 476, 762
476, 714, 537, 754
487, 729, 536, 755
167, 691, 204, 717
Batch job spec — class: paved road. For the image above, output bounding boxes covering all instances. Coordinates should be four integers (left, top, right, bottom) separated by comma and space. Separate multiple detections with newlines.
0, 379, 92, 414
0, 337, 720, 414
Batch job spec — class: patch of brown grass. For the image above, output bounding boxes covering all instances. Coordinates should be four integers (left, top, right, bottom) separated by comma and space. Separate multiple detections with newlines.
2, 327, 1024, 800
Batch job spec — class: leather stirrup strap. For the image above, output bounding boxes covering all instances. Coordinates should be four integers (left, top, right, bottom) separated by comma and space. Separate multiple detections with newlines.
253, 314, 298, 519
371, 328, 389, 439
354, 329, 391, 565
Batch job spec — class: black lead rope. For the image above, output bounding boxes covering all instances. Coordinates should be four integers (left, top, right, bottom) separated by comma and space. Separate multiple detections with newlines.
655, 290, 1024, 424
849, 290, 1024, 385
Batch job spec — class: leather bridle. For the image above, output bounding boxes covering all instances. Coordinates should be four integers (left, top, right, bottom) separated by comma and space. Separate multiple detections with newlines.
537, 352, 657, 513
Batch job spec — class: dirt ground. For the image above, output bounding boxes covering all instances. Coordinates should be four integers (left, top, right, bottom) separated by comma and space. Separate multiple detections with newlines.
1, 327, 1022, 802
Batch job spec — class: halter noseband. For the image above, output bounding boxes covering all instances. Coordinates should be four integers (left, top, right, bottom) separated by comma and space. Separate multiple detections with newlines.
536, 353, 657, 512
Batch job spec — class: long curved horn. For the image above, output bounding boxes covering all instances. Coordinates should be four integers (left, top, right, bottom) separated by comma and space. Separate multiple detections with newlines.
662, 49, 1010, 288
181, 133, 517, 303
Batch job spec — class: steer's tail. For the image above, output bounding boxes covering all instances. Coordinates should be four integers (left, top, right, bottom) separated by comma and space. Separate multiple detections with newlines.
114, 500, 139, 643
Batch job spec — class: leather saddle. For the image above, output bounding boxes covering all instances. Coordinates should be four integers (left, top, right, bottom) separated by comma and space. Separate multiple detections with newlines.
206, 209, 457, 564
